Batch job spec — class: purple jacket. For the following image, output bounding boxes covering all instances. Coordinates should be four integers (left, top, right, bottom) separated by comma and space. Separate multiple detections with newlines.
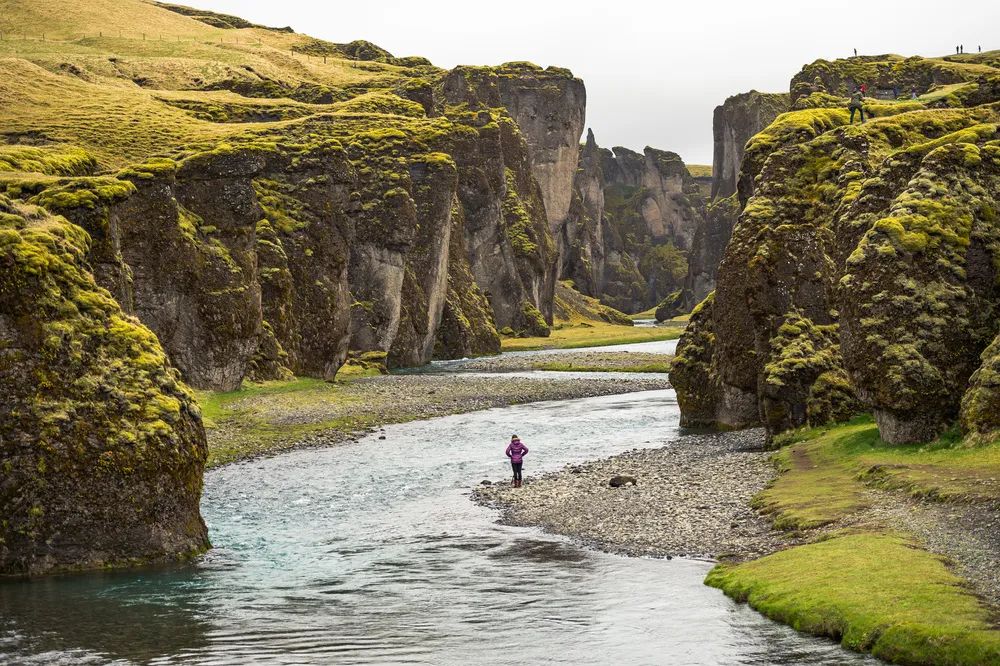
506, 440, 528, 463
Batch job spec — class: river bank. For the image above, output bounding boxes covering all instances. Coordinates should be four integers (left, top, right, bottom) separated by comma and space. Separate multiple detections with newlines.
458, 349, 670, 373
199, 371, 671, 467
474, 428, 790, 561
476, 413, 1000, 665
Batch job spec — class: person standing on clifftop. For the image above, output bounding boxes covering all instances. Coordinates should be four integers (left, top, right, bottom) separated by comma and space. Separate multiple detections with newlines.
854, 48, 857, 57
506, 435, 529, 487
848, 90, 866, 124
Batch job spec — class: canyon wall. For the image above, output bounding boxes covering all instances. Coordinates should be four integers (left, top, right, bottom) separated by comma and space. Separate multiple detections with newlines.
0, 0, 590, 574
672, 54, 1000, 444
562, 132, 705, 313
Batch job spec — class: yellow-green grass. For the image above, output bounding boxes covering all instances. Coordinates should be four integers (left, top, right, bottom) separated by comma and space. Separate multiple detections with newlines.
686, 164, 712, 178
501, 321, 682, 351
759, 416, 1000, 530
627, 306, 658, 320
194, 378, 368, 467
0, 0, 423, 172
707, 533, 1000, 665
534, 361, 670, 373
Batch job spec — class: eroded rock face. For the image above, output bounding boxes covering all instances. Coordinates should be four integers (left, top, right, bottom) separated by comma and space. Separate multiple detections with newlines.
570, 137, 703, 313
34, 152, 266, 391
562, 129, 607, 295
434, 199, 502, 359
682, 194, 739, 309
252, 142, 356, 380
711, 91, 789, 199
441, 68, 559, 334
389, 157, 459, 368
672, 64, 1000, 443
495, 62, 587, 257
0, 196, 209, 576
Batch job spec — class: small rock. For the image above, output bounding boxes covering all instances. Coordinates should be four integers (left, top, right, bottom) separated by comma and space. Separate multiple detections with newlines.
481, 480, 492, 486
608, 475, 638, 488
378, 435, 387, 440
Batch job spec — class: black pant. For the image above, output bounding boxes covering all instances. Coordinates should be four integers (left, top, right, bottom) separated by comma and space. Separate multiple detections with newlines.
511, 462, 523, 481
850, 105, 865, 123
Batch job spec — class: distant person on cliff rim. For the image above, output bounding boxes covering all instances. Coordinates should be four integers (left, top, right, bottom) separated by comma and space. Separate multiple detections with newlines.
506, 435, 528, 487
854, 48, 857, 57
848, 90, 866, 124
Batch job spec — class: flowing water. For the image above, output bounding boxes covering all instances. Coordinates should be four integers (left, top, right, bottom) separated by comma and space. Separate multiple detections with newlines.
1, 356, 878, 665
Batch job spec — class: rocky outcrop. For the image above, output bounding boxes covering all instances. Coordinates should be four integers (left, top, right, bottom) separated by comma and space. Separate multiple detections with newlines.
252, 142, 356, 380
562, 132, 705, 313
433, 199, 502, 359
0, 196, 209, 575
562, 129, 607, 295
441, 68, 560, 334
672, 54, 1000, 444
495, 62, 587, 260
711, 91, 789, 199
30, 152, 267, 391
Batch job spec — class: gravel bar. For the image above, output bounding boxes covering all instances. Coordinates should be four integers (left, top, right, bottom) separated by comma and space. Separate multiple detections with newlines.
474, 428, 792, 561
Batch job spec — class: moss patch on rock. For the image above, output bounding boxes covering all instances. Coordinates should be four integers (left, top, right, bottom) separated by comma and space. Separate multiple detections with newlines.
0, 195, 209, 576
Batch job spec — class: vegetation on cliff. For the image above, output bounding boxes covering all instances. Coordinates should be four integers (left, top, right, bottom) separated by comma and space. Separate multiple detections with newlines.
674, 49, 1000, 445
0, 196, 208, 575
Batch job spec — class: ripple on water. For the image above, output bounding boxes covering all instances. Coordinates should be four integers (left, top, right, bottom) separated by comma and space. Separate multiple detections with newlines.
1, 390, 879, 665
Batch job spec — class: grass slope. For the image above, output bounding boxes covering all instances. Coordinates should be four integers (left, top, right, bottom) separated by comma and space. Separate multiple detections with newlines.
758, 416, 1000, 530
503, 280, 684, 351
501, 323, 681, 351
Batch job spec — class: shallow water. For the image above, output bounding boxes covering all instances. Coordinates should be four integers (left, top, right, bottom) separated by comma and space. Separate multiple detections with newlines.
1, 385, 877, 664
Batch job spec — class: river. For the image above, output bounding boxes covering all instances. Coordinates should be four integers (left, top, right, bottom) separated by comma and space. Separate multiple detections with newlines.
0, 347, 878, 665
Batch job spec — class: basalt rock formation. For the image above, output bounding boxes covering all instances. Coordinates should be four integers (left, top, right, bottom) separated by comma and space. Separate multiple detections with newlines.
679, 91, 788, 312
711, 91, 789, 199
562, 131, 704, 313
0, 0, 591, 573
672, 52, 1000, 444
0, 195, 209, 575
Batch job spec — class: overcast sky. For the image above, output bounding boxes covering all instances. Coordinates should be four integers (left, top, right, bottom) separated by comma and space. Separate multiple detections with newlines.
192, 0, 997, 165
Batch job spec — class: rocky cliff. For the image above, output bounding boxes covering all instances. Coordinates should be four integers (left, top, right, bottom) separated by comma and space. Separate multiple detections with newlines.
672, 91, 788, 312
562, 132, 704, 313
0, 0, 591, 574
672, 52, 1000, 444
711, 91, 789, 199
0, 195, 209, 575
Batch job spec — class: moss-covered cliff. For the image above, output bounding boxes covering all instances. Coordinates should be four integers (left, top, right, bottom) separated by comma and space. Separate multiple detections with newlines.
0, 195, 208, 575
672, 51, 1000, 445
0, 0, 591, 573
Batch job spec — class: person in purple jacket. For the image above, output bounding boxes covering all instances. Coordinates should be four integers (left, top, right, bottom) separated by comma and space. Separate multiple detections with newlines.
505, 435, 529, 487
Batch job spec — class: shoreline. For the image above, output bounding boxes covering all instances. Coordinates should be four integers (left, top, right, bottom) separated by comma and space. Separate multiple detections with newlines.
474, 428, 793, 562
203, 371, 671, 468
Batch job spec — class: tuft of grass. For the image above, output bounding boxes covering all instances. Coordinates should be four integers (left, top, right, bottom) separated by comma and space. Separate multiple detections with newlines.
685, 163, 712, 178
501, 321, 682, 351
707, 533, 1000, 665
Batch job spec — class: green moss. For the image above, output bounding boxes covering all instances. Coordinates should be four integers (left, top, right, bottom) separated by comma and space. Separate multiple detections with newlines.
519, 301, 550, 338
707, 533, 1000, 665
0, 145, 98, 177
0, 194, 208, 574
